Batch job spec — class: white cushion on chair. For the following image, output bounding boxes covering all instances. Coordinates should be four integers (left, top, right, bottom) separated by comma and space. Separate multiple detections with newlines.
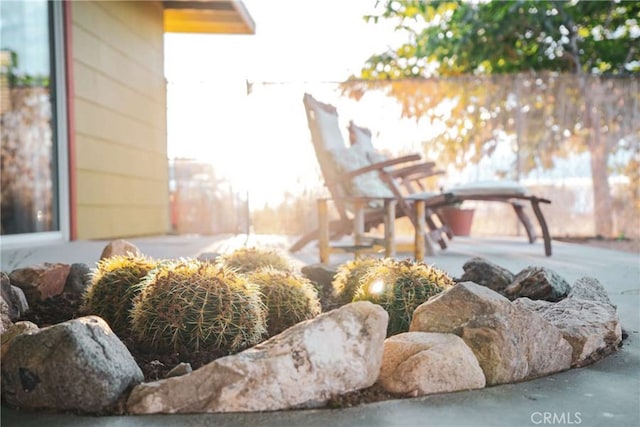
326, 146, 394, 203
349, 122, 387, 164
406, 191, 439, 199
444, 181, 528, 196
312, 107, 347, 152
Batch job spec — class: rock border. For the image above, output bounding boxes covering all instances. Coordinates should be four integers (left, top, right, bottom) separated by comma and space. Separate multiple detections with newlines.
0, 243, 624, 415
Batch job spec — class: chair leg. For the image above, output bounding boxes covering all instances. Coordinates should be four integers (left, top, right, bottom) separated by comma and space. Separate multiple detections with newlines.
424, 208, 449, 249
511, 202, 537, 244
434, 209, 454, 240
414, 200, 433, 259
531, 199, 552, 256
384, 200, 397, 258
352, 200, 365, 259
290, 219, 351, 253
318, 199, 330, 264
290, 229, 318, 253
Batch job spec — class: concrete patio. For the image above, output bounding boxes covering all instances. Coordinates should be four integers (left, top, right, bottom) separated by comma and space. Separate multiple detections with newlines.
1, 234, 639, 426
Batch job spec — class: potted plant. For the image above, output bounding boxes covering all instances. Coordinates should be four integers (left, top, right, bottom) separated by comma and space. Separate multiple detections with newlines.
439, 203, 475, 236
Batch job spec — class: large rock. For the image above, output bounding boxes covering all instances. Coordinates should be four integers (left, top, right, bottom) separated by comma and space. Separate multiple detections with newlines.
100, 239, 141, 260
0, 295, 11, 334
514, 276, 621, 368
378, 332, 485, 396
1, 316, 143, 413
301, 263, 338, 310
1, 273, 29, 320
504, 266, 570, 302
458, 257, 514, 293
63, 263, 92, 294
410, 282, 572, 385
8, 263, 71, 305
1, 321, 39, 359
301, 264, 336, 288
569, 276, 615, 306
127, 301, 388, 414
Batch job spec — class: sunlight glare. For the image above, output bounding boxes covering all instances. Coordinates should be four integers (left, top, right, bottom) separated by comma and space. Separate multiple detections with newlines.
165, 1, 409, 208
369, 279, 385, 295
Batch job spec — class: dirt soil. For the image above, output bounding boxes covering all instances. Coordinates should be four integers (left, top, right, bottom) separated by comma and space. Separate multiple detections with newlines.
12, 237, 637, 414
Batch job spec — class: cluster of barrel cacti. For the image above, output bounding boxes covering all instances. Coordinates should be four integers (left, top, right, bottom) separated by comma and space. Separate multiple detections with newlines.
216, 247, 320, 337
81, 247, 322, 357
81, 245, 456, 356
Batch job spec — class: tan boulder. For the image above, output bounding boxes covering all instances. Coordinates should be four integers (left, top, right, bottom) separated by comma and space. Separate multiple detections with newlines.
378, 332, 485, 396
410, 282, 572, 385
100, 239, 141, 259
127, 301, 388, 414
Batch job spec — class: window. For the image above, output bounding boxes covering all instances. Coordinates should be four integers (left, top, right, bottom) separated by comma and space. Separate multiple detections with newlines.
0, 0, 68, 240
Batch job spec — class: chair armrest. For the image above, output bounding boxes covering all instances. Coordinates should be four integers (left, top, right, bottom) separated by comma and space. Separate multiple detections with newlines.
339, 154, 422, 180
402, 169, 446, 181
369, 154, 422, 169
389, 161, 437, 178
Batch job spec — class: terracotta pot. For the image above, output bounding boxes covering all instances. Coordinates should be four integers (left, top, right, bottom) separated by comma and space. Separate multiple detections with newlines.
440, 207, 475, 236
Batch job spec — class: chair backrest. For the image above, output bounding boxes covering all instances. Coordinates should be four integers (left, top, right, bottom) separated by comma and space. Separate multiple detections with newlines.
303, 93, 349, 199
303, 94, 394, 216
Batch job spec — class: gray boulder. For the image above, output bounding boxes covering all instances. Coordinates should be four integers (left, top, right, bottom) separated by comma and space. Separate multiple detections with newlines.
458, 257, 515, 293
63, 263, 92, 294
514, 276, 621, 367
0, 294, 11, 334
504, 266, 571, 302
1, 316, 143, 413
569, 276, 615, 306
1, 321, 39, 359
1, 273, 29, 321
301, 263, 338, 309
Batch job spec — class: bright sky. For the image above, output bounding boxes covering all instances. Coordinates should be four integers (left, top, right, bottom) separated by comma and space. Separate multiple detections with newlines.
165, 0, 403, 83
164, 1, 407, 206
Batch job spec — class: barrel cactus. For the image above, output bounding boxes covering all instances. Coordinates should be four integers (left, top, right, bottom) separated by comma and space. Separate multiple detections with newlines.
331, 257, 379, 306
130, 259, 267, 355
247, 268, 321, 337
218, 247, 293, 274
81, 255, 158, 335
353, 258, 454, 336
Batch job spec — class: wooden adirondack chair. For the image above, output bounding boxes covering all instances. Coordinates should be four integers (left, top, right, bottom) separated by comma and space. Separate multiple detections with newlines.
289, 93, 452, 258
290, 93, 553, 259
347, 120, 553, 256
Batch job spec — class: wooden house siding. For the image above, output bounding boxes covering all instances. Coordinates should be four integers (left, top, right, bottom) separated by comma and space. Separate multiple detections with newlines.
71, 1, 168, 239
